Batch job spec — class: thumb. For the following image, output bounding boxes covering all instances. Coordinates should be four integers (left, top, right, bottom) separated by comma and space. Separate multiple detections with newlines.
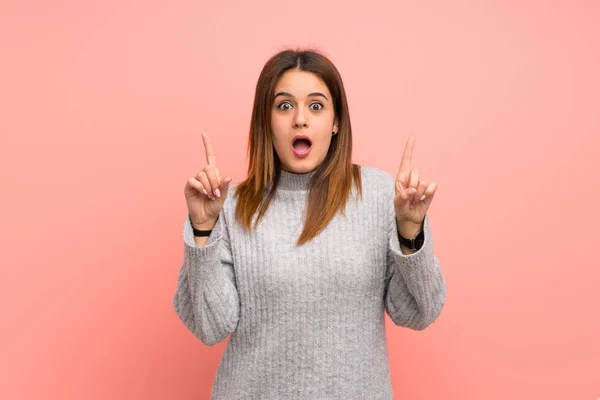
397, 187, 416, 203
220, 176, 233, 198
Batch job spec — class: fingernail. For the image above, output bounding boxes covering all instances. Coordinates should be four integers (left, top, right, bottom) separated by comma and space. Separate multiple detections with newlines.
202, 189, 208, 196
420, 195, 426, 201
215, 188, 221, 198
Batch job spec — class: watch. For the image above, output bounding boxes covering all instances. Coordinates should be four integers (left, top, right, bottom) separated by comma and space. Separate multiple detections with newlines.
189, 214, 214, 237
398, 222, 425, 251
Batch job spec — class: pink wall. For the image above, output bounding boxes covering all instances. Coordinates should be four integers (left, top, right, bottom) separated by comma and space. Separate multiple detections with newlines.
1, 0, 598, 398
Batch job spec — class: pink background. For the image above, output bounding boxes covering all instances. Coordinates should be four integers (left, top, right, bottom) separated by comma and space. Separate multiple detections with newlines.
2, 0, 599, 398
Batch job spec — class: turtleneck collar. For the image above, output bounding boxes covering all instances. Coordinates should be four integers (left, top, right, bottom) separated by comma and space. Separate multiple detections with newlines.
276, 169, 317, 191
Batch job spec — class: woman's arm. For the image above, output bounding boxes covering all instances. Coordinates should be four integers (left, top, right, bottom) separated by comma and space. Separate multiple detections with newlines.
383, 186, 446, 331
172, 212, 240, 345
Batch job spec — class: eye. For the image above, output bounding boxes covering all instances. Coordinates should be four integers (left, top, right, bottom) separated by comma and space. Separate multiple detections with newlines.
277, 101, 292, 111
309, 102, 324, 111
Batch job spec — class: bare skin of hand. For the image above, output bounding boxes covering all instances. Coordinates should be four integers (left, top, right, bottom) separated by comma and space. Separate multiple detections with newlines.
394, 135, 438, 238
184, 132, 233, 228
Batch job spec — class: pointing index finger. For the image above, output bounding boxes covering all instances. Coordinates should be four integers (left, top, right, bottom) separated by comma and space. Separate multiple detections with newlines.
399, 135, 415, 173
202, 132, 217, 166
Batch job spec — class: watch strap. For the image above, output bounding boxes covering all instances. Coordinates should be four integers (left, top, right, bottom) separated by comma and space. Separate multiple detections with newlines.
189, 215, 213, 237
398, 220, 425, 251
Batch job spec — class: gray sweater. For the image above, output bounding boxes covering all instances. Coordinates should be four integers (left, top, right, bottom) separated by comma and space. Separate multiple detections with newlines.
173, 166, 446, 399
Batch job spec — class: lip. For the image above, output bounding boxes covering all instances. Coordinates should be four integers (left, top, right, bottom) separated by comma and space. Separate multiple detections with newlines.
291, 135, 312, 158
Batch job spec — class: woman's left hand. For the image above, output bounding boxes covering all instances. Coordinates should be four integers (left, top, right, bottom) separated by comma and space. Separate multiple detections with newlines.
394, 135, 438, 235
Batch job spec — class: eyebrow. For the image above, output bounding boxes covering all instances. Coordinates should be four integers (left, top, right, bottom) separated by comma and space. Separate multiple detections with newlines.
274, 91, 329, 101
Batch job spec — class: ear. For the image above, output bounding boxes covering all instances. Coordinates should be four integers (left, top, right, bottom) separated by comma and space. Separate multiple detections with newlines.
333, 120, 339, 135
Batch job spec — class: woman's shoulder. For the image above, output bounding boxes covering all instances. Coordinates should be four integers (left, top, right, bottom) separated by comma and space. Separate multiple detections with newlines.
352, 165, 395, 208
358, 165, 395, 190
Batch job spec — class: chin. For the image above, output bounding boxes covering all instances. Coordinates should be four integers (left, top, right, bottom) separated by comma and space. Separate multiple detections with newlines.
282, 159, 318, 174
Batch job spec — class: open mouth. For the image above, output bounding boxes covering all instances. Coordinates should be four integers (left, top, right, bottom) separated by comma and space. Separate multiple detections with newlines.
292, 135, 312, 157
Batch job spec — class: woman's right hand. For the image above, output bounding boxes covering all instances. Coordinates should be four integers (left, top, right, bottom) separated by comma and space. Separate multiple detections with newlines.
184, 132, 233, 228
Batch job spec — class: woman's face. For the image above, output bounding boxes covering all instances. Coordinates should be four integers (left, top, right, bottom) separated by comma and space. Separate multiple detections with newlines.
271, 69, 338, 174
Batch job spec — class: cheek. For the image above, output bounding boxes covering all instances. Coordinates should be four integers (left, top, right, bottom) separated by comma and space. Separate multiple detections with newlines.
270, 123, 287, 149
315, 118, 335, 137
317, 112, 335, 129
270, 115, 287, 135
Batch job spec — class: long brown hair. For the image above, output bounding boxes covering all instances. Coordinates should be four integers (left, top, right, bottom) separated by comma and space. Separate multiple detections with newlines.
234, 48, 362, 246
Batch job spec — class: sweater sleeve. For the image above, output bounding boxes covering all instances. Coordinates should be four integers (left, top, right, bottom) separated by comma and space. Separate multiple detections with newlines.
382, 184, 446, 331
172, 211, 240, 345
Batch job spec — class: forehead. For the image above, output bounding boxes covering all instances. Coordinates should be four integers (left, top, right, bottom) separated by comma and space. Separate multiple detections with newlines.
274, 69, 331, 98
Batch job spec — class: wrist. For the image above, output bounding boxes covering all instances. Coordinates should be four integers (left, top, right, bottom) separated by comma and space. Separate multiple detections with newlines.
396, 218, 423, 239
190, 215, 217, 230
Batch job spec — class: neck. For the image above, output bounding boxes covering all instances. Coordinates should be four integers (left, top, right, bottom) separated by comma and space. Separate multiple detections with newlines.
277, 168, 317, 191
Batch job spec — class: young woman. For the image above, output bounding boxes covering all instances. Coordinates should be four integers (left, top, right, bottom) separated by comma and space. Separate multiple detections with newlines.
173, 48, 446, 399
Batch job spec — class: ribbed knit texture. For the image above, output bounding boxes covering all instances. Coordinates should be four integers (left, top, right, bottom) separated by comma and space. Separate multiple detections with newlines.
173, 166, 446, 399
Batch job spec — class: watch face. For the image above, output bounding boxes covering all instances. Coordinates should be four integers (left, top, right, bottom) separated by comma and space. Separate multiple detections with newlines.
409, 231, 424, 250
398, 228, 424, 251
415, 231, 425, 249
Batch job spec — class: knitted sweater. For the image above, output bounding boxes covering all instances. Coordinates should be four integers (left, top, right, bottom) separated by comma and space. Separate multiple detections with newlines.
173, 166, 446, 399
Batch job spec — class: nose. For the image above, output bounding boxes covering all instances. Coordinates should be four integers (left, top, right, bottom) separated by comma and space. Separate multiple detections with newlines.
293, 107, 308, 128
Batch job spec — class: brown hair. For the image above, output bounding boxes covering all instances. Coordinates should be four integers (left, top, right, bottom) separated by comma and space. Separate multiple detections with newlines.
234, 48, 362, 246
